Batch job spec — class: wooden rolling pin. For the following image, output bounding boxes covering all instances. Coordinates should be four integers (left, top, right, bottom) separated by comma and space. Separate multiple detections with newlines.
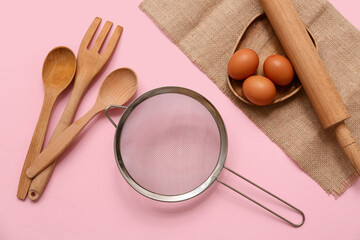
260, 0, 360, 174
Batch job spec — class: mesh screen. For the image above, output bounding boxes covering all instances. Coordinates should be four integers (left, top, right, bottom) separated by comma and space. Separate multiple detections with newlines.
119, 93, 221, 196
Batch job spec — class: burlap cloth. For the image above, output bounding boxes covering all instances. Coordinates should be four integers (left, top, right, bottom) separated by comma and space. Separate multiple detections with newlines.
139, 0, 360, 197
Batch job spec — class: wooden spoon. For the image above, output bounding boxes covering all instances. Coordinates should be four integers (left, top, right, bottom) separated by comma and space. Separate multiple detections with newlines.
26, 68, 138, 178
17, 47, 76, 199
226, 13, 318, 105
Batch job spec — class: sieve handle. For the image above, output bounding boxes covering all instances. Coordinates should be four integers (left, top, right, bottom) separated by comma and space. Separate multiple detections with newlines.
105, 105, 127, 128
216, 166, 305, 227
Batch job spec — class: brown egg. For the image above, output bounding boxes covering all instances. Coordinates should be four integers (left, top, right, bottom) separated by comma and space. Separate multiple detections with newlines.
263, 55, 294, 86
228, 48, 259, 80
242, 75, 276, 106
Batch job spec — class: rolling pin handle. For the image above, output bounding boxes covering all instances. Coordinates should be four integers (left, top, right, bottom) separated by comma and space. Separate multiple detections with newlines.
333, 122, 360, 175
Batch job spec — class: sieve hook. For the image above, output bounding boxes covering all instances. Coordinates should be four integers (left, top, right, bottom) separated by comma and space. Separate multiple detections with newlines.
105, 105, 127, 128
216, 166, 305, 227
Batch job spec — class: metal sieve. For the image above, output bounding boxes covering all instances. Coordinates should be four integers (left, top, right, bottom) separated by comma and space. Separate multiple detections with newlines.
105, 86, 305, 227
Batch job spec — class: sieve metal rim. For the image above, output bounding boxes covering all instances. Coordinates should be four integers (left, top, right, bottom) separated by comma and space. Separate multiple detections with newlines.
112, 86, 228, 202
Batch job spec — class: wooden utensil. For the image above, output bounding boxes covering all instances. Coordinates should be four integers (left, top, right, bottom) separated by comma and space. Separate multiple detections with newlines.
26, 68, 137, 178
226, 13, 318, 105
17, 47, 76, 200
260, 0, 360, 174
27, 17, 123, 201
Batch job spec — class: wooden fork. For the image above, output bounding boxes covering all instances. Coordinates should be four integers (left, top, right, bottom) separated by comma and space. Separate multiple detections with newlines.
18, 17, 123, 200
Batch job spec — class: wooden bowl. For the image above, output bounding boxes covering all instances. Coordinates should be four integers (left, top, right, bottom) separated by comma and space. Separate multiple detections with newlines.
227, 13, 318, 105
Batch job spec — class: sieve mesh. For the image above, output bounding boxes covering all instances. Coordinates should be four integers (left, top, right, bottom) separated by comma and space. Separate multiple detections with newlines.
119, 93, 221, 196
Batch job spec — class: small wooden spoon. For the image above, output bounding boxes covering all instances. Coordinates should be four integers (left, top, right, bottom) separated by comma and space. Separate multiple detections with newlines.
26, 68, 138, 178
17, 47, 76, 200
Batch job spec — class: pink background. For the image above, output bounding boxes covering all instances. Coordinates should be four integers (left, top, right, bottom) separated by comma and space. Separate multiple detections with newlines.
1, 0, 360, 239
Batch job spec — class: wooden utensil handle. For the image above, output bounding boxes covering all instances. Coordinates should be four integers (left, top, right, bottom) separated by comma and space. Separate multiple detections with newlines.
333, 123, 360, 175
17, 90, 57, 199
28, 78, 87, 200
26, 105, 102, 179
260, 0, 349, 129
